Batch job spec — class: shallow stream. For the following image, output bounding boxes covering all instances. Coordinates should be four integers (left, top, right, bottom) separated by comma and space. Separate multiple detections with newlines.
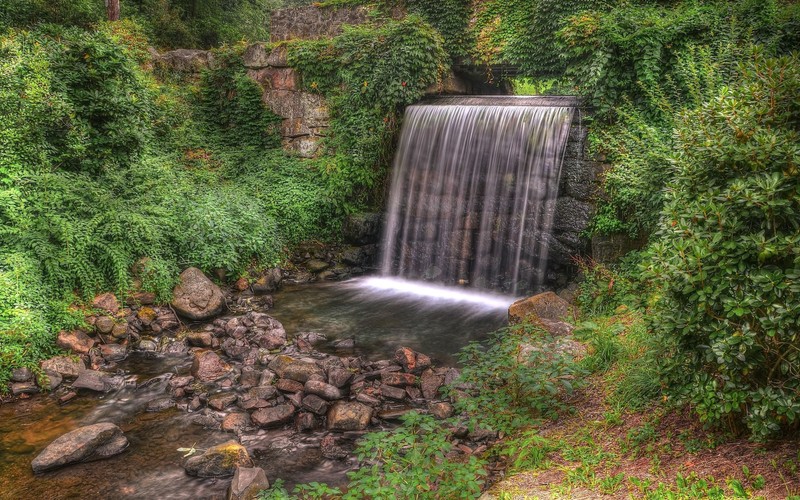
0, 279, 512, 499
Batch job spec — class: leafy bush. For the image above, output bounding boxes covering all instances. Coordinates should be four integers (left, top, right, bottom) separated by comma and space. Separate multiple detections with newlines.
259, 412, 487, 499
647, 51, 800, 439
0, 25, 337, 386
452, 324, 584, 434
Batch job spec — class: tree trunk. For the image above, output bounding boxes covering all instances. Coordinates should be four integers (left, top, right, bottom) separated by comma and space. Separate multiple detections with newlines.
106, 0, 120, 21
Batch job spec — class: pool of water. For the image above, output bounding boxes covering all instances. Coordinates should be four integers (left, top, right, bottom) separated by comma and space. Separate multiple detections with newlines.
269, 277, 513, 365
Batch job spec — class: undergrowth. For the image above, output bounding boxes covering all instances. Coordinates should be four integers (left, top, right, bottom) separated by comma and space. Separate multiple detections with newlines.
0, 25, 335, 387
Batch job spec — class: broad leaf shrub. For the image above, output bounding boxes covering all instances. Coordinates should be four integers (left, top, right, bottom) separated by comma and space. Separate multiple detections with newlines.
646, 51, 800, 439
0, 25, 335, 387
452, 324, 585, 434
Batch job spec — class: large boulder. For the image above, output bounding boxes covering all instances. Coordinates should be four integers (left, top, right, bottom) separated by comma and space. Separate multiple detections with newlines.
508, 292, 573, 325
172, 267, 225, 320
327, 401, 372, 431
31, 423, 128, 473
184, 441, 253, 478
228, 466, 270, 500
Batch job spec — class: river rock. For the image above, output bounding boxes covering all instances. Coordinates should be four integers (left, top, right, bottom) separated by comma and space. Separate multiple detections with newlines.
508, 291, 572, 325
92, 293, 120, 314
186, 331, 213, 348
304, 380, 341, 400
192, 351, 232, 382
208, 393, 238, 411
72, 370, 118, 392
327, 401, 372, 431
381, 371, 416, 387
394, 347, 431, 374
111, 321, 128, 339
327, 368, 353, 388
95, 316, 115, 334
227, 466, 269, 500
222, 413, 252, 434
184, 441, 252, 478
146, 397, 175, 412
251, 404, 295, 428
275, 378, 304, 393
379, 384, 406, 401
251, 268, 282, 294
305, 260, 330, 273
11, 367, 32, 382
428, 401, 454, 419
11, 381, 38, 395
172, 267, 225, 320
41, 356, 85, 379
99, 343, 127, 362
271, 358, 323, 383
57, 330, 95, 355
419, 370, 443, 400
301, 394, 328, 415
31, 423, 128, 473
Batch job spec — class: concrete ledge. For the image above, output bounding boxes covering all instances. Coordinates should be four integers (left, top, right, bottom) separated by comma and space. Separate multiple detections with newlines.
421, 95, 584, 107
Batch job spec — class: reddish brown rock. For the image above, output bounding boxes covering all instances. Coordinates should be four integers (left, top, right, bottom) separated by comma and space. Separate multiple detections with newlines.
275, 379, 303, 393
251, 404, 295, 428
419, 370, 444, 400
222, 413, 251, 434
508, 291, 573, 325
171, 267, 225, 320
191, 351, 232, 382
92, 293, 120, 315
327, 401, 372, 431
303, 380, 342, 400
40, 356, 85, 379
31, 423, 128, 473
380, 371, 416, 387
56, 330, 95, 355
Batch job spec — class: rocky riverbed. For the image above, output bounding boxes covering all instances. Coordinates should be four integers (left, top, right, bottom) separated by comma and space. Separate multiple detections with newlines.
1, 267, 513, 499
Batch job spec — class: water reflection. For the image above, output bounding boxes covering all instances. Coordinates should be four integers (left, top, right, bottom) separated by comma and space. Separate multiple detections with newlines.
270, 277, 512, 365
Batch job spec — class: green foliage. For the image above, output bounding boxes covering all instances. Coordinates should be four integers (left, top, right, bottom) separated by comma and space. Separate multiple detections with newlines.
260, 412, 486, 499
646, 51, 800, 439
287, 15, 448, 212
0, 25, 335, 386
0, 0, 278, 49
197, 47, 282, 151
452, 324, 584, 434
405, 0, 471, 60
470, 0, 601, 77
344, 412, 487, 499
576, 256, 645, 317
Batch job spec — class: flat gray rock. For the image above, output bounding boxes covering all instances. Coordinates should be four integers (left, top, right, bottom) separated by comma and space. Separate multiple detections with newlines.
31, 423, 128, 473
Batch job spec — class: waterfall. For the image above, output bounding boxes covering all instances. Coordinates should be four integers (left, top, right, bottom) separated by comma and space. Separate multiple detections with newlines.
379, 98, 575, 295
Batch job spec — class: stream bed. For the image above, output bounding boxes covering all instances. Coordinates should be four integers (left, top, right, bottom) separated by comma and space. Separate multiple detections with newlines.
0, 278, 512, 499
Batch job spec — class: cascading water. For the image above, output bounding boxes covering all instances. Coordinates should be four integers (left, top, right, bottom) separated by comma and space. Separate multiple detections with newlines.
379, 97, 575, 295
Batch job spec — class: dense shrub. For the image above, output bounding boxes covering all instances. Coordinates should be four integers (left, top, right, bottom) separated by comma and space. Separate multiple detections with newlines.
0, 0, 277, 49
0, 25, 334, 386
647, 51, 800, 439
